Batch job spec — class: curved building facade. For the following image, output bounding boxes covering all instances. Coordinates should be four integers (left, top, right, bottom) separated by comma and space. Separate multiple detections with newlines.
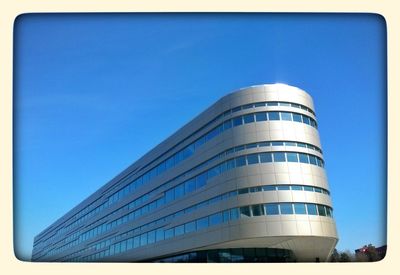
32, 84, 338, 262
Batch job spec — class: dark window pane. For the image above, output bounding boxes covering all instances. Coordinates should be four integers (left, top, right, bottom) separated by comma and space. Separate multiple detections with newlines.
209, 212, 223, 225
255, 102, 266, 107
280, 203, 293, 214
249, 186, 262, 193
232, 106, 242, 112
326, 207, 332, 217
302, 115, 310, 125
243, 113, 255, 124
292, 113, 302, 122
184, 178, 196, 194
164, 228, 174, 239
194, 136, 205, 149
140, 233, 148, 246
259, 153, 273, 163
240, 206, 251, 218
265, 204, 279, 215
156, 228, 164, 241
263, 185, 276, 191
291, 103, 300, 108
184, 221, 196, 233
279, 102, 291, 107
284, 141, 297, 146
226, 159, 235, 170
297, 142, 307, 148
299, 153, 309, 163
271, 141, 284, 146
175, 225, 184, 236
314, 187, 322, 193
238, 188, 249, 195
196, 173, 207, 189
277, 185, 290, 190
268, 112, 280, 120
306, 204, 318, 215
235, 156, 247, 167
317, 205, 327, 216
223, 120, 232, 130
165, 189, 174, 203
286, 152, 298, 162
255, 112, 268, 121
247, 154, 259, 165
246, 143, 257, 149
235, 145, 245, 152
281, 112, 292, 121
251, 205, 264, 216
294, 203, 307, 214
174, 183, 185, 199
291, 185, 303, 191
267, 102, 279, 106
230, 208, 239, 220
309, 155, 318, 165
148, 230, 156, 244
196, 217, 209, 230
242, 103, 253, 109
259, 141, 270, 147
304, 186, 314, 192
233, 116, 243, 126
207, 165, 220, 179
273, 152, 286, 162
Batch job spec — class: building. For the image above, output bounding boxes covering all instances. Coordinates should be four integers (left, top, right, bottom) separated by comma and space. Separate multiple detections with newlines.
31, 83, 338, 262
355, 244, 387, 261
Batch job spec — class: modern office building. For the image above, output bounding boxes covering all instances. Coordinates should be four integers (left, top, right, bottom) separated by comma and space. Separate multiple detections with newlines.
31, 83, 338, 262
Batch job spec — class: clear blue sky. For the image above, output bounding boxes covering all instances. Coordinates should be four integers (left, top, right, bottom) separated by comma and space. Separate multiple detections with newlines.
14, 13, 386, 261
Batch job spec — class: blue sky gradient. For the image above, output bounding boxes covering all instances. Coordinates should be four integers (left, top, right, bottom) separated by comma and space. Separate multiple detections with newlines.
14, 13, 386, 260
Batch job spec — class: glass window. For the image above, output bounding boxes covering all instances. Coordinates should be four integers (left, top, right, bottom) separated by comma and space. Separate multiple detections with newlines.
271, 141, 284, 146
326, 207, 332, 217
194, 136, 205, 150
291, 185, 303, 191
223, 109, 231, 117
184, 221, 196, 233
148, 230, 156, 244
223, 120, 232, 130
208, 165, 220, 179
232, 106, 242, 112
249, 186, 262, 193
314, 187, 322, 193
223, 210, 230, 222
298, 153, 309, 163
255, 102, 266, 107
246, 143, 257, 149
280, 203, 294, 214
210, 212, 223, 225
133, 236, 140, 248
259, 141, 270, 147
174, 151, 183, 165
286, 152, 298, 162
165, 189, 174, 203
175, 225, 184, 236
235, 156, 247, 167
127, 238, 133, 250
233, 116, 243, 127
230, 208, 239, 220
255, 112, 268, 121
297, 142, 307, 148
140, 233, 148, 246
265, 204, 280, 215
182, 144, 195, 159
247, 154, 259, 165
306, 204, 318, 215
243, 113, 255, 124
238, 188, 249, 195
292, 113, 302, 122
259, 152, 273, 163
273, 152, 286, 162
235, 145, 245, 152
267, 102, 279, 106
317, 205, 327, 216
240, 206, 251, 218
196, 172, 207, 189
226, 159, 235, 170
284, 141, 297, 147
302, 115, 310, 125
242, 103, 253, 109
294, 203, 307, 214
164, 228, 174, 239
206, 127, 220, 141
268, 111, 280, 120
184, 178, 196, 194
156, 228, 164, 242
174, 184, 185, 199
196, 217, 209, 230
277, 185, 290, 190
291, 103, 300, 108
303, 186, 314, 192
309, 155, 318, 165
263, 185, 276, 191
251, 205, 264, 216
281, 112, 292, 121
